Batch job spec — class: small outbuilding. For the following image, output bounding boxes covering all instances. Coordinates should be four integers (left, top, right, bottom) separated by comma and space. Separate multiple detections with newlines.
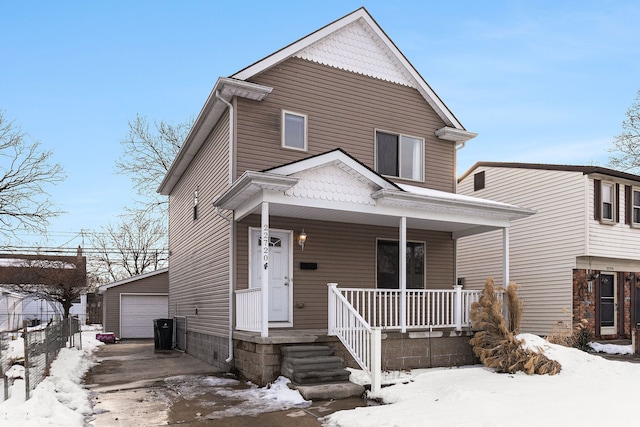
99, 268, 168, 339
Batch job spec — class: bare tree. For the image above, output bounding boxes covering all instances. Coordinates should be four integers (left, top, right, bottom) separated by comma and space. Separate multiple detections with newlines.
609, 90, 640, 172
90, 211, 168, 282
0, 111, 65, 240
116, 114, 191, 216
0, 249, 86, 319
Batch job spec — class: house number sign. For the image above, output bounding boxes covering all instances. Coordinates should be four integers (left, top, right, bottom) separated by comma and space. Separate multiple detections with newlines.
262, 224, 269, 270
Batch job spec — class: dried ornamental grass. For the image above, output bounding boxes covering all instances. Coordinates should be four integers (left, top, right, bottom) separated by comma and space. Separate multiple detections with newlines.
470, 278, 561, 375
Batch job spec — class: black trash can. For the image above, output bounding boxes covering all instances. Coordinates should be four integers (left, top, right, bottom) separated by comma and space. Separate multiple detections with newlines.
153, 318, 173, 350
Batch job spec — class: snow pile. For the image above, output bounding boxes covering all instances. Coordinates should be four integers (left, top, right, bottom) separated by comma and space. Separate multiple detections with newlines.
0, 328, 103, 426
324, 334, 640, 427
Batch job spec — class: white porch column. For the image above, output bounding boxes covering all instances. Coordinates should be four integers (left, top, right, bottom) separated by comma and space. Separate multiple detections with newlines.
261, 202, 270, 338
400, 216, 407, 333
502, 227, 510, 287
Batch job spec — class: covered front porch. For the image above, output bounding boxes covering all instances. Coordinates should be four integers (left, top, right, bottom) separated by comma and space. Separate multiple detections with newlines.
214, 150, 533, 391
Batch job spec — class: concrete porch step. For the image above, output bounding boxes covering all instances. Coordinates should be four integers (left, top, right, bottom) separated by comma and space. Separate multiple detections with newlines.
292, 381, 365, 400
281, 345, 335, 358
292, 368, 351, 385
283, 355, 344, 370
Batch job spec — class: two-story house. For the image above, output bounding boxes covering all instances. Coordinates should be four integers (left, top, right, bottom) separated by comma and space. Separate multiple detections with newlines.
158, 8, 532, 391
458, 162, 640, 340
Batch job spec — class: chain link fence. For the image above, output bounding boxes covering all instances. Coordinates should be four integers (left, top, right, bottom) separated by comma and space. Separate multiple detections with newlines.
0, 317, 81, 400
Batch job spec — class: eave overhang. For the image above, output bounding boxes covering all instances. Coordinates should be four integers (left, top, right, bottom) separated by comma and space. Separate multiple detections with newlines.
158, 78, 272, 195
435, 126, 478, 143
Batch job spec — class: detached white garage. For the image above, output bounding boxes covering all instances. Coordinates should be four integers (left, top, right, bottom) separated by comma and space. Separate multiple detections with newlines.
99, 269, 168, 339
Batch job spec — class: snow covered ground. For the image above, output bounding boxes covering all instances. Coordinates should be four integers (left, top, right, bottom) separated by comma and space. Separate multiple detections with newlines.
0, 330, 637, 426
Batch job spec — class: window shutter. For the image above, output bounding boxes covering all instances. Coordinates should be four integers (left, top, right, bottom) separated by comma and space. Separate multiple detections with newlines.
594, 179, 601, 220
616, 183, 621, 222
625, 185, 632, 225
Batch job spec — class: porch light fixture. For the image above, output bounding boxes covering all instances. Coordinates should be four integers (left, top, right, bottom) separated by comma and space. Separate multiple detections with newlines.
298, 229, 307, 251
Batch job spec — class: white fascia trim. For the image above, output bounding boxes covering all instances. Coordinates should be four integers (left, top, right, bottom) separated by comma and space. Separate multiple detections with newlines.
99, 268, 168, 294
372, 188, 535, 221
435, 127, 478, 143
158, 78, 272, 195
267, 150, 397, 190
213, 171, 299, 210
231, 8, 464, 129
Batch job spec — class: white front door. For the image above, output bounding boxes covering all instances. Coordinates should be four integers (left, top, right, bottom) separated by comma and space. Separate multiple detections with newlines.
250, 229, 292, 324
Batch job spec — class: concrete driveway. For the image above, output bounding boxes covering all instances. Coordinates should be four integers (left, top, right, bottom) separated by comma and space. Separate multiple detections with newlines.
85, 340, 366, 426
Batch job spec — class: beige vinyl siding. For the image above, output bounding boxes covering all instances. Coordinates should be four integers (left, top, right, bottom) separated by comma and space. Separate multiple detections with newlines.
236, 57, 455, 192
102, 272, 168, 337
588, 178, 640, 259
167, 111, 231, 337
458, 167, 586, 335
237, 215, 453, 329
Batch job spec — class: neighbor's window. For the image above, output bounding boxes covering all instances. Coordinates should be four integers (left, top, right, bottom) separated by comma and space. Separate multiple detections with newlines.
282, 110, 307, 151
633, 187, 640, 225
474, 171, 485, 191
375, 131, 424, 181
601, 181, 615, 223
376, 239, 425, 289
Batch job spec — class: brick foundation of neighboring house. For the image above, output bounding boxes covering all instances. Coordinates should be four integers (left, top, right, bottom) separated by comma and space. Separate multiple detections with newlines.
573, 269, 639, 339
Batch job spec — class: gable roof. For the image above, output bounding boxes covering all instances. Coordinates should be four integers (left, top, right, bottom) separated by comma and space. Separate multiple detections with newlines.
98, 268, 168, 294
459, 162, 640, 184
232, 7, 466, 131
158, 7, 476, 196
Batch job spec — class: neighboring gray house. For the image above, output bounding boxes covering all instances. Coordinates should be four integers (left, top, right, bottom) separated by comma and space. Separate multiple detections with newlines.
458, 162, 640, 339
157, 8, 531, 391
99, 268, 168, 339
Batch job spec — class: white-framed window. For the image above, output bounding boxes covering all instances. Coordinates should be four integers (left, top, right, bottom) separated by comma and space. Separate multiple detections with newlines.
632, 187, 640, 226
375, 130, 424, 181
376, 239, 425, 289
282, 110, 307, 151
193, 188, 199, 220
601, 181, 615, 223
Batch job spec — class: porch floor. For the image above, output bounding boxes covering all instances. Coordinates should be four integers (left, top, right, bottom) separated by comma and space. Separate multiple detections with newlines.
233, 329, 335, 345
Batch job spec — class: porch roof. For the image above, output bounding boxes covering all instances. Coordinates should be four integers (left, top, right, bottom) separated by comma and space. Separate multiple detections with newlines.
214, 150, 534, 238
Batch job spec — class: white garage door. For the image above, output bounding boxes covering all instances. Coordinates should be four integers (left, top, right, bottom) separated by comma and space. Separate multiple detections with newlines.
120, 294, 168, 338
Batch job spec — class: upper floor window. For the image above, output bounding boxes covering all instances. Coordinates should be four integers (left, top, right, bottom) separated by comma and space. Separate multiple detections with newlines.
628, 186, 640, 227
601, 181, 615, 222
474, 171, 485, 191
282, 110, 307, 151
193, 188, 199, 220
375, 131, 424, 181
595, 179, 617, 224
633, 188, 640, 224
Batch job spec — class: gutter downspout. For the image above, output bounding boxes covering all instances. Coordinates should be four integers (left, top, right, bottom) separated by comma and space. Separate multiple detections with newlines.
215, 91, 235, 363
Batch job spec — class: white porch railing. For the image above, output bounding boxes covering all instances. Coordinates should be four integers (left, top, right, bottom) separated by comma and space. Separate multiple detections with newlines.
328, 284, 494, 393
337, 287, 485, 330
236, 288, 262, 332
327, 283, 382, 393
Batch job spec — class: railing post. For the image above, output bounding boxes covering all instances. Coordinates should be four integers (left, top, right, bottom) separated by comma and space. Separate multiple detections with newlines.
453, 284, 463, 331
370, 327, 382, 394
327, 283, 338, 335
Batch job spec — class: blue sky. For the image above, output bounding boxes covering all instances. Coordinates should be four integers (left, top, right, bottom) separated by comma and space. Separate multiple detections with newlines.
2, 1, 639, 248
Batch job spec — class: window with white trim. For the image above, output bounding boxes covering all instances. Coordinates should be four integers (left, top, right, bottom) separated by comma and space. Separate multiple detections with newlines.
282, 110, 307, 151
376, 239, 425, 289
375, 131, 424, 181
601, 181, 615, 223
632, 187, 640, 225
